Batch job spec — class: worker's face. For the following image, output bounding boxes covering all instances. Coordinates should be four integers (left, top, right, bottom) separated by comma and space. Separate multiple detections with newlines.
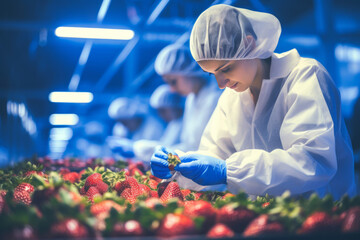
197, 59, 259, 92
162, 74, 195, 96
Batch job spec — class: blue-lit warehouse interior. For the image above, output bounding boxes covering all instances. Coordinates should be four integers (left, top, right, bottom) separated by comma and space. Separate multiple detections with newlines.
1, 0, 360, 238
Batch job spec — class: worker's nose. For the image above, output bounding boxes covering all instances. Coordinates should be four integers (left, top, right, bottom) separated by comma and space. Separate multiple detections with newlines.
215, 74, 229, 89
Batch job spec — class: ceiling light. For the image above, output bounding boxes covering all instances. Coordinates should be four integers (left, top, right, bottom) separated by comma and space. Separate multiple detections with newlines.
55, 27, 134, 40
49, 91, 93, 103
49, 114, 79, 126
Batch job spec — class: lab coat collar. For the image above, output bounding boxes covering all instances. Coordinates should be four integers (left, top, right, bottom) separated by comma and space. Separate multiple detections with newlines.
270, 49, 300, 79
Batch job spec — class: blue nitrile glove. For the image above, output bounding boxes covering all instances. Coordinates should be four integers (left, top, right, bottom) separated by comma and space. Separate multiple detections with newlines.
150, 145, 174, 179
174, 154, 227, 185
108, 137, 135, 158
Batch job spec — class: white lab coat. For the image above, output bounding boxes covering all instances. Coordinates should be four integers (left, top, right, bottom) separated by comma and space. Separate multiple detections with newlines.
173, 79, 222, 152
133, 118, 183, 161
175, 49, 356, 200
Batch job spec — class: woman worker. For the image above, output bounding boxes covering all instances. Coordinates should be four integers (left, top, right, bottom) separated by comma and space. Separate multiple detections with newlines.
151, 4, 356, 200
154, 44, 223, 152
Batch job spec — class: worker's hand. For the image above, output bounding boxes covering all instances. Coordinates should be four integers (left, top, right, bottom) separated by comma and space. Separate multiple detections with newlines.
175, 154, 227, 185
150, 145, 173, 179
108, 138, 135, 158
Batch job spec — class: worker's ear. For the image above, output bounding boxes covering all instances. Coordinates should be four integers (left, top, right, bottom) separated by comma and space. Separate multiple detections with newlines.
245, 35, 256, 50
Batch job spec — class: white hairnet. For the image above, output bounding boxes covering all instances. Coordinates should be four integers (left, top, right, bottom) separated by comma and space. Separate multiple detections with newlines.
150, 84, 185, 109
154, 44, 206, 77
108, 97, 147, 120
190, 4, 281, 61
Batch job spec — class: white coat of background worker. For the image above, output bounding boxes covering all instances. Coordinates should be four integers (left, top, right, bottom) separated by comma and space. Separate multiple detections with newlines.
154, 44, 223, 152
107, 97, 165, 158
132, 84, 185, 161
151, 4, 356, 200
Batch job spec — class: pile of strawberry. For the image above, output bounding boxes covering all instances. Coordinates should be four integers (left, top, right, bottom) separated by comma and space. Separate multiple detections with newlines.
0, 159, 360, 239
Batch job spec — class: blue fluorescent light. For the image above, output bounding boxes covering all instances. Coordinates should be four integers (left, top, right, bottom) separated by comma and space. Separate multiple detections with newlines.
55, 27, 134, 40
49, 91, 93, 103
49, 114, 79, 126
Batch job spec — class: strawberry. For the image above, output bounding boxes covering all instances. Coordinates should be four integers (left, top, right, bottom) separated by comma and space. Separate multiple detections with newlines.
216, 204, 256, 233
130, 167, 143, 176
95, 181, 108, 194
157, 213, 196, 237
148, 179, 159, 190
167, 153, 181, 171
145, 197, 163, 209
150, 174, 162, 182
32, 187, 57, 205
86, 186, 101, 203
262, 202, 271, 208
13, 190, 31, 205
112, 220, 144, 236
183, 200, 217, 232
0, 190, 7, 213
342, 206, 360, 233
139, 184, 151, 195
84, 173, 102, 191
15, 183, 34, 194
62, 172, 80, 183
59, 168, 70, 175
50, 218, 88, 238
114, 179, 131, 195
90, 200, 124, 216
127, 177, 142, 197
298, 211, 341, 234
24, 170, 44, 177
181, 189, 191, 197
207, 223, 235, 238
160, 182, 183, 203
222, 193, 235, 199
121, 188, 136, 204
157, 181, 170, 198
150, 191, 158, 198
243, 214, 284, 237
79, 186, 86, 195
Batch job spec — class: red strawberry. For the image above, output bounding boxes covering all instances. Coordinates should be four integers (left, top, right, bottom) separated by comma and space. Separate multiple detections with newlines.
50, 218, 88, 238
139, 184, 151, 195
181, 189, 191, 197
86, 186, 101, 203
216, 204, 256, 233
148, 179, 159, 190
13, 190, 31, 205
262, 202, 271, 208
127, 177, 142, 197
130, 167, 143, 176
59, 168, 70, 175
157, 213, 196, 237
114, 178, 131, 194
298, 211, 341, 234
160, 182, 183, 203
150, 174, 162, 182
15, 183, 34, 194
157, 181, 170, 198
145, 197, 163, 209
150, 191, 158, 198
79, 186, 86, 195
184, 200, 217, 232
95, 181, 108, 194
0, 190, 7, 213
24, 170, 44, 177
84, 173, 102, 191
121, 188, 136, 204
90, 200, 124, 216
207, 223, 235, 238
243, 214, 284, 237
112, 220, 144, 236
342, 206, 360, 233
62, 172, 80, 183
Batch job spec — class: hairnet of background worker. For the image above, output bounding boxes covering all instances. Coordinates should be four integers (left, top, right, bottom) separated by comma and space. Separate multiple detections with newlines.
150, 4, 356, 200
154, 44, 222, 152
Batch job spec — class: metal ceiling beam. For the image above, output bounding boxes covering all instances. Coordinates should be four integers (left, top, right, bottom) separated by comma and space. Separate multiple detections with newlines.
94, 0, 171, 92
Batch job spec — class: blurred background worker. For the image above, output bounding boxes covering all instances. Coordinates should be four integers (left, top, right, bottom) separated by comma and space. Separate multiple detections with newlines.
107, 97, 165, 158
132, 84, 185, 161
154, 44, 223, 152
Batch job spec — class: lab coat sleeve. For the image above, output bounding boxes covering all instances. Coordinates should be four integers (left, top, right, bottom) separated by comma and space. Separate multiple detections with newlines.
226, 65, 338, 196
